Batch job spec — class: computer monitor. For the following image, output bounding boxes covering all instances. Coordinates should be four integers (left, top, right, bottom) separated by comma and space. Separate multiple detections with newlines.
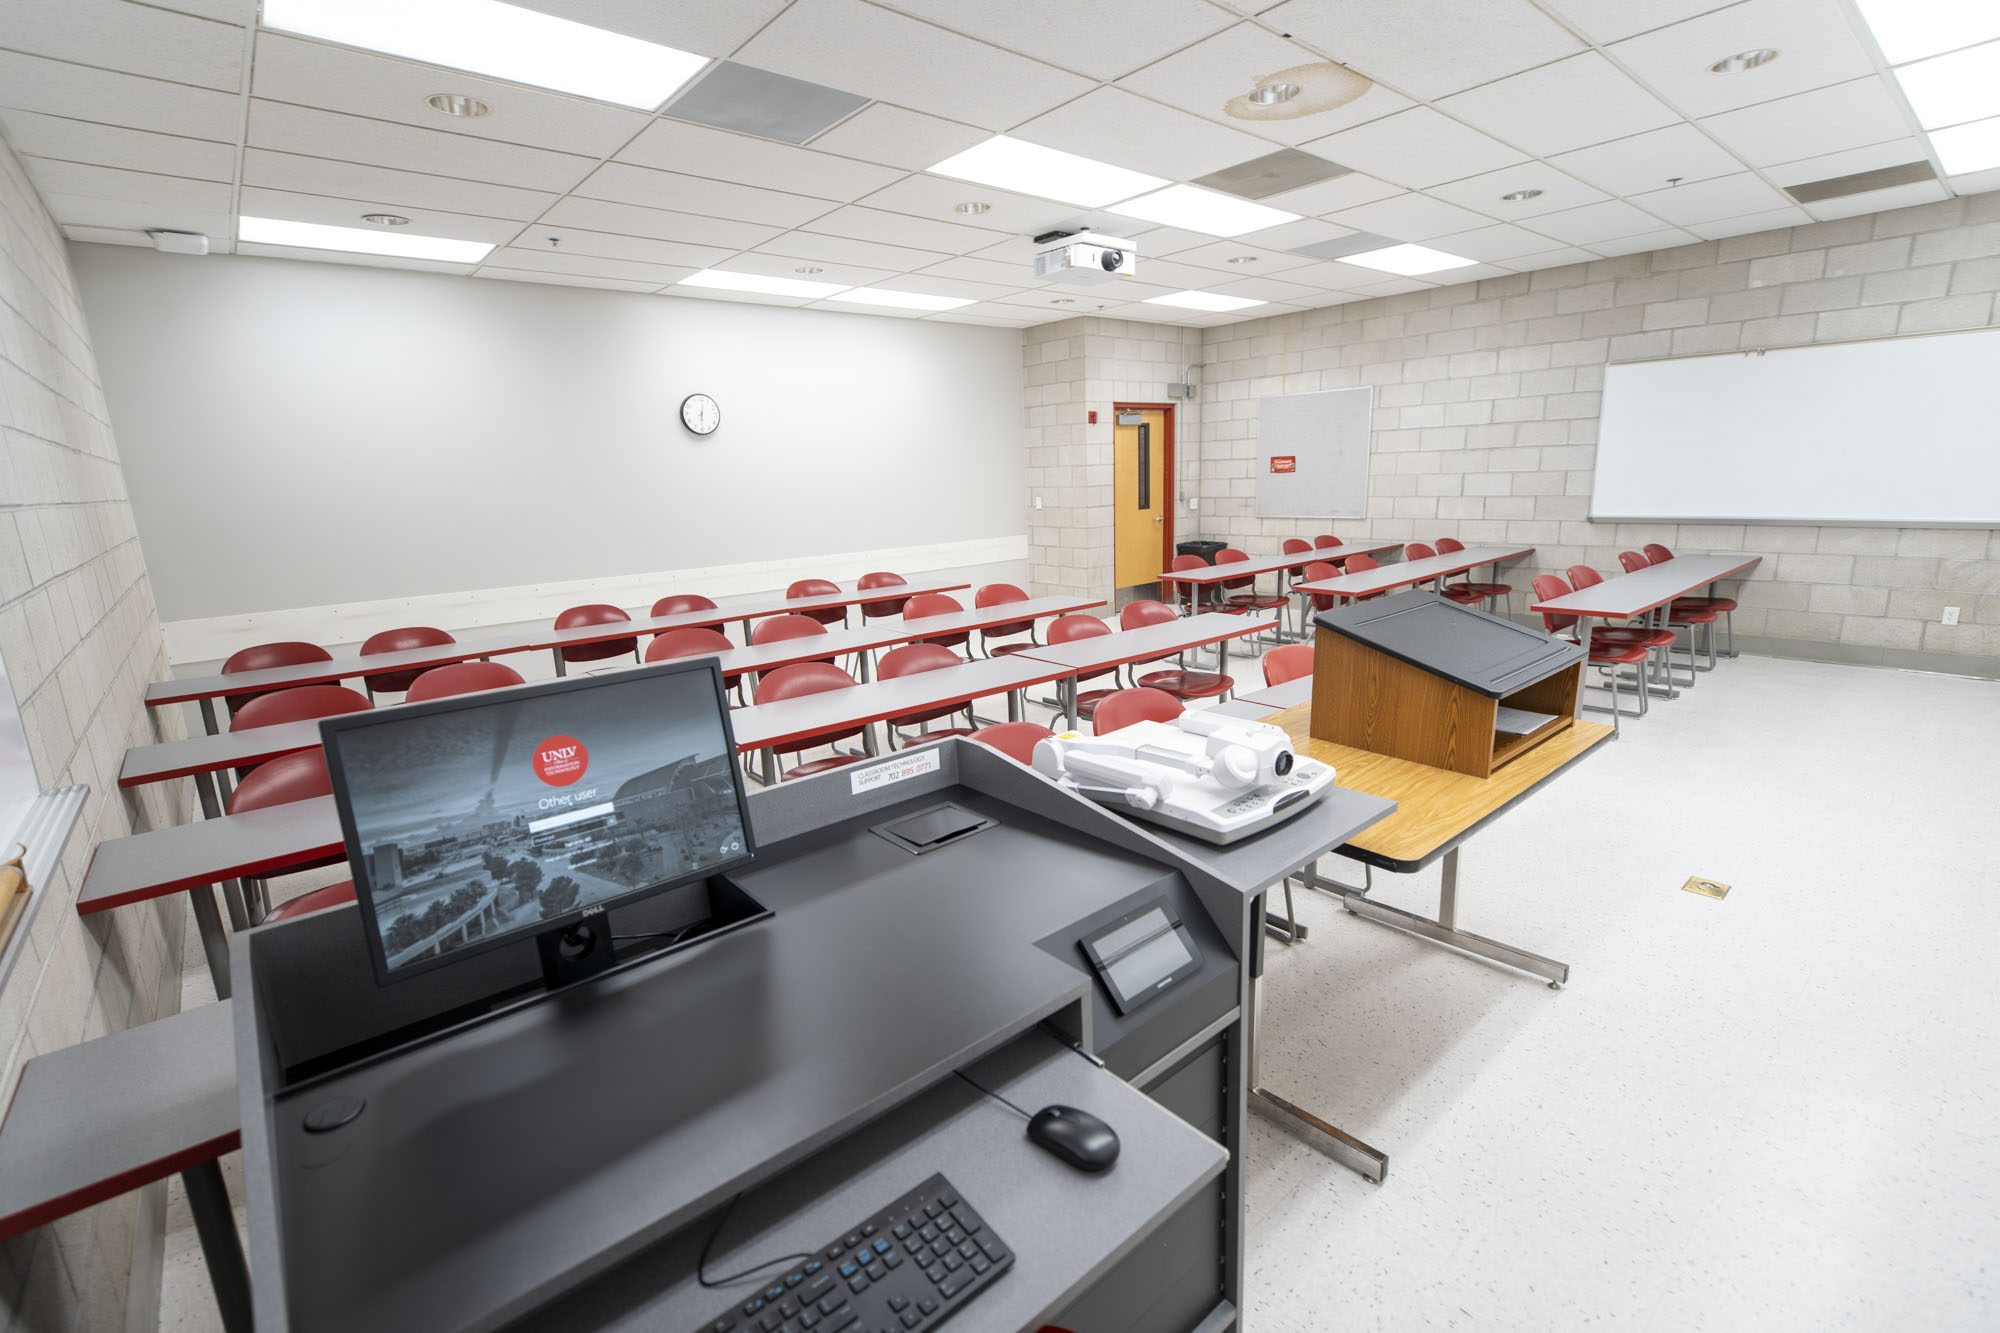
319, 658, 755, 988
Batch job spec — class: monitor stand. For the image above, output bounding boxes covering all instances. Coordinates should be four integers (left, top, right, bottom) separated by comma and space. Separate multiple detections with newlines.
535, 918, 618, 990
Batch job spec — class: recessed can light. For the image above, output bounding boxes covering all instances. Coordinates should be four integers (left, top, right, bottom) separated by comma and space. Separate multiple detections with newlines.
1500, 188, 1543, 202
794, 266, 823, 274
1709, 48, 1779, 73
1247, 82, 1301, 106
954, 202, 991, 215
426, 92, 491, 117
1226, 255, 1258, 263
361, 213, 411, 226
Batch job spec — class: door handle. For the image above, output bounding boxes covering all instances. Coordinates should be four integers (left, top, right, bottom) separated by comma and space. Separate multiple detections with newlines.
1153, 515, 1164, 522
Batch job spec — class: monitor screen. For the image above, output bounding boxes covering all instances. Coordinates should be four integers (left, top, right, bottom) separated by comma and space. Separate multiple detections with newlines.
320, 659, 753, 984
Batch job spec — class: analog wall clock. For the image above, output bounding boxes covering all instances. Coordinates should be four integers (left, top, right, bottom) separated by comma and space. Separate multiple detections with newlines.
680, 393, 720, 436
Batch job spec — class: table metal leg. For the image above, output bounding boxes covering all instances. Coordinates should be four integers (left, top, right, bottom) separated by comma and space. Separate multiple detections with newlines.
189, 886, 233, 1000
181, 1158, 252, 1333
1007, 689, 1023, 723
198, 697, 219, 736
1331, 848, 1569, 988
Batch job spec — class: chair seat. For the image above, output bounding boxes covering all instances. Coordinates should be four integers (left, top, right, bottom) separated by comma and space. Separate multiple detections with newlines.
1447, 580, 1511, 597
1668, 607, 1720, 624
1224, 593, 1289, 611
264, 879, 357, 923
782, 754, 865, 779
989, 642, 1041, 656
1566, 639, 1648, 665
1439, 586, 1487, 605
1673, 596, 1736, 612
1596, 627, 1675, 647
910, 631, 971, 649
1136, 669, 1234, 700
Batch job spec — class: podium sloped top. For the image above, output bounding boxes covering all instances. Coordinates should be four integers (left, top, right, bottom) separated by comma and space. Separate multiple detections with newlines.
1312, 589, 1583, 698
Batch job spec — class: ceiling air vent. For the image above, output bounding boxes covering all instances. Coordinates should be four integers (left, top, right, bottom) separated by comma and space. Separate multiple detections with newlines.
665, 62, 869, 145
1782, 160, 1937, 205
1193, 149, 1351, 201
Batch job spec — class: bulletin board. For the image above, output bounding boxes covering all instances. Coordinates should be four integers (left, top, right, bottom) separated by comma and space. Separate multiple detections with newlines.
1254, 386, 1373, 519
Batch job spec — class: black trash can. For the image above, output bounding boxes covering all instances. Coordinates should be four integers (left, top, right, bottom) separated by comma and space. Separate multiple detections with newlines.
1175, 539, 1227, 565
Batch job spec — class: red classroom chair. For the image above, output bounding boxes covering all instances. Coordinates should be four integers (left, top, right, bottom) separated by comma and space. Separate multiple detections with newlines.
552, 604, 638, 676
1532, 574, 1649, 732
974, 583, 1039, 657
1262, 643, 1313, 687
970, 721, 1054, 766
1312, 535, 1344, 551
262, 880, 357, 924
221, 641, 332, 717
229, 684, 371, 732
1046, 614, 1119, 730
878, 643, 979, 748
645, 627, 734, 663
651, 593, 719, 622
227, 750, 344, 883
1122, 600, 1233, 703
857, 572, 910, 621
749, 614, 833, 685
1093, 687, 1184, 736
358, 626, 455, 698
1647, 544, 1739, 659
1338, 553, 1389, 602
787, 578, 848, 627
1436, 537, 1512, 610
1216, 550, 1290, 636
900, 593, 970, 651
753, 662, 869, 781
1166, 553, 1210, 615
1568, 564, 1681, 688
405, 661, 525, 702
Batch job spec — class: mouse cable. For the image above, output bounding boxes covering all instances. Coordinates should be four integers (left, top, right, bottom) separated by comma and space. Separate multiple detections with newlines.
696, 1191, 816, 1289
953, 1069, 1034, 1121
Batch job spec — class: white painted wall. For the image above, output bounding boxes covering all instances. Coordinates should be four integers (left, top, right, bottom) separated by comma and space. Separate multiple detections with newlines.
70, 245, 1026, 623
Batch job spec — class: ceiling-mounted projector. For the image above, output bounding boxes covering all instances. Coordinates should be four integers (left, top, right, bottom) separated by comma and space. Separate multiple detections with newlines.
1034, 230, 1137, 284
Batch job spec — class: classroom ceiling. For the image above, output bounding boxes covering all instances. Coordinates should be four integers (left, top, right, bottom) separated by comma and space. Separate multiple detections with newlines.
1, 0, 1993, 328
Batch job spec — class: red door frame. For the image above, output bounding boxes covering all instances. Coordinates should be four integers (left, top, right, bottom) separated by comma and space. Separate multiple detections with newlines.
1114, 402, 1176, 578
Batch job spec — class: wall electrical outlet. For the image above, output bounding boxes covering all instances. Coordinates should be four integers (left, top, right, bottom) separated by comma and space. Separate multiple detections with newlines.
1188, 496, 1199, 510
1033, 496, 1043, 509
1942, 606, 1960, 625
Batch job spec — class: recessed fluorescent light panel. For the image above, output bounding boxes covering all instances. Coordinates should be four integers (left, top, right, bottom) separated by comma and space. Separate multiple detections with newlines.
260, 0, 708, 109
927, 136, 1167, 209
238, 216, 493, 263
830, 288, 975, 311
1143, 291, 1267, 312
1852, 0, 2000, 64
677, 270, 851, 299
1929, 116, 2000, 174
1893, 41, 2000, 129
1338, 244, 1476, 276
1110, 183, 1300, 237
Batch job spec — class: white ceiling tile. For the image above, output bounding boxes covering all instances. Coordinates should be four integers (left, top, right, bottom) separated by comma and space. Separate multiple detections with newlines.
1439, 53, 1682, 157
61, 225, 156, 247
1681, 205, 1813, 238
1344, 276, 1438, 296
1945, 166, 2000, 197
1113, 225, 1217, 256
537, 196, 780, 250
1608, 0, 1879, 119
719, 253, 901, 287
0, 111, 237, 181
1302, 108, 1529, 190
800, 204, 1007, 255
478, 267, 661, 294
235, 243, 475, 275
1427, 223, 1577, 262
237, 186, 522, 242
0, 51, 242, 142
1326, 191, 1496, 241
20, 158, 230, 212
667, 286, 814, 309
1427, 161, 1611, 219
1765, 137, 1933, 187
925, 306, 1046, 327
1124, 257, 1235, 290
1630, 171, 1794, 224
144, 0, 254, 23
1539, 0, 1738, 44
1262, 259, 1373, 290
805, 104, 987, 171
0, 0, 244, 91
1117, 24, 1411, 147
869, 0, 1236, 82
1698, 78, 1910, 168
754, 230, 957, 272
809, 296, 932, 317
242, 148, 560, 221
1505, 245, 1601, 269
478, 224, 732, 270
247, 100, 597, 193
1548, 123, 1747, 196
33, 179, 232, 237
1166, 240, 1320, 275
1264, 0, 1586, 101
575, 162, 836, 228
735, 0, 1093, 131
1258, 170, 1404, 217
1200, 275, 1330, 304
1011, 87, 1278, 182
1586, 226, 1701, 256
617, 120, 904, 202
1529, 197, 1676, 243
914, 256, 1046, 287
249, 34, 649, 159
855, 175, 1076, 239
1232, 217, 1357, 251
480, 247, 693, 286
1803, 178, 1950, 221
513, 0, 789, 57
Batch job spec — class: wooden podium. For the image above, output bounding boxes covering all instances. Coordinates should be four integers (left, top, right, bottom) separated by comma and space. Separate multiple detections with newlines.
1308, 590, 1585, 778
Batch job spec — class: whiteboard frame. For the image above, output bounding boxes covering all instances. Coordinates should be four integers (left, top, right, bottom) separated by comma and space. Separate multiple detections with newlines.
1590, 327, 2000, 528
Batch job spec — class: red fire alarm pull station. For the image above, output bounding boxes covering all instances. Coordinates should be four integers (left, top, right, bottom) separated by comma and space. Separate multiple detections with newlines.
1088, 410, 1098, 424
1270, 455, 1297, 473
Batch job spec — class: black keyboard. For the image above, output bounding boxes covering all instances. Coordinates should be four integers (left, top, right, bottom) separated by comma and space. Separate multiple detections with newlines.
697, 1173, 1012, 1333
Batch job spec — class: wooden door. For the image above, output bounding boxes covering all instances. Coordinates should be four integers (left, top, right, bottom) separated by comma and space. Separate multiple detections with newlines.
1114, 406, 1171, 588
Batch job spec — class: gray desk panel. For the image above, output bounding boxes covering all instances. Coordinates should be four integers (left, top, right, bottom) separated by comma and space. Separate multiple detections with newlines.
79, 797, 342, 911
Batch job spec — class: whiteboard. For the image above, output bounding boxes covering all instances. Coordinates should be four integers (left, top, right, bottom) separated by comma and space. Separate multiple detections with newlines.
1255, 386, 1372, 518
1592, 327, 2000, 526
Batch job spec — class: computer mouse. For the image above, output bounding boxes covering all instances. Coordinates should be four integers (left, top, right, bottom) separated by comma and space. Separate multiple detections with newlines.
1026, 1104, 1120, 1172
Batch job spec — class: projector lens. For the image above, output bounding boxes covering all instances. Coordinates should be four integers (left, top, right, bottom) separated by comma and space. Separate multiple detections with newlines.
1100, 248, 1124, 272
1275, 751, 1293, 776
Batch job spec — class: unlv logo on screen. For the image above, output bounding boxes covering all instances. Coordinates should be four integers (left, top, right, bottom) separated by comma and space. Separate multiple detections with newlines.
533, 735, 588, 786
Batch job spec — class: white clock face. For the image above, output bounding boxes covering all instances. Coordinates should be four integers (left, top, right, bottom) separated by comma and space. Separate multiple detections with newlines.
680, 393, 719, 435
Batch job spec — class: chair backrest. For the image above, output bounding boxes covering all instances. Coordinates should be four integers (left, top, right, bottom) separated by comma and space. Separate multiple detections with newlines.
358, 626, 456, 695
1435, 537, 1464, 553
1120, 599, 1177, 630
857, 571, 910, 618
1532, 575, 1577, 634
786, 578, 848, 625
1301, 560, 1341, 610
1169, 554, 1208, 571
1282, 538, 1313, 557
750, 613, 827, 646
225, 749, 332, 815
554, 603, 636, 663
262, 879, 356, 924
974, 583, 1034, 640
644, 627, 733, 663
229, 684, 372, 731
554, 603, 629, 630
1344, 553, 1380, 573
757, 662, 857, 703
1094, 687, 1183, 735
1618, 550, 1650, 574
1567, 564, 1605, 590
878, 643, 962, 678
1047, 614, 1111, 644
1406, 542, 1437, 561
1262, 644, 1313, 687
1643, 544, 1674, 564
221, 641, 334, 714
1217, 548, 1256, 590
1313, 535, 1343, 549
405, 661, 526, 702
650, 593, 718, 619
970, 722, 1053, 765
901, 592, 963, 621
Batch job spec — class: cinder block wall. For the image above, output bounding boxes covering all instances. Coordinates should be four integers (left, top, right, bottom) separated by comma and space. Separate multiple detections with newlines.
1189, 192, 2000, 674
0, 132, 189, 1327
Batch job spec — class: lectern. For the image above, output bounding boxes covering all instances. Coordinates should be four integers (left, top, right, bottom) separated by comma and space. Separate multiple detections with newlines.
1309, 590, 1585, 778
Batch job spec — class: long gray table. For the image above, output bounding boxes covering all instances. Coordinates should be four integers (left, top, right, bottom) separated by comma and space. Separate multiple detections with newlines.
1161, 541, 1404, 615
1292, 543, 1534, 603
1530, 553, 1759, 674
1015, 612, 1279, 728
